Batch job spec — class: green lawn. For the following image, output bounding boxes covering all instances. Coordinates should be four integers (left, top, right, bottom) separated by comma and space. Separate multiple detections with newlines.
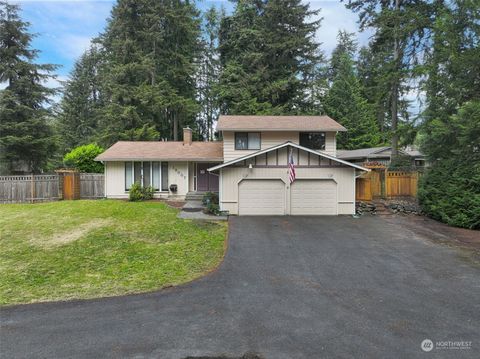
0, 200, 227, 306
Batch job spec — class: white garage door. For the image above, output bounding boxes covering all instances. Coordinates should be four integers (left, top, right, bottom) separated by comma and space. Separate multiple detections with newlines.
238, 179, 285, 215
290, 180, 337, 215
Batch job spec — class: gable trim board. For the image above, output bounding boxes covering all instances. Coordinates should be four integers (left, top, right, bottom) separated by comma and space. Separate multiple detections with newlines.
208, 141, 370, 172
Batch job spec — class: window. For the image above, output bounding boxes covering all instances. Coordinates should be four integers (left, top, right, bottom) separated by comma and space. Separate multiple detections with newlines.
125, 162, 133, 190
235, 132, 261, 150
143, 162, 151, 187
152, 162, 160, 190
415, 159, 425, 167
125, 161, 167, 191
161, 162, 169, 191
300, 132, 326, 150
134, 162, 142, 184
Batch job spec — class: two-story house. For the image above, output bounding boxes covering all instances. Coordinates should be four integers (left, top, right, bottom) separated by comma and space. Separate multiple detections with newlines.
96, 115, 368, 215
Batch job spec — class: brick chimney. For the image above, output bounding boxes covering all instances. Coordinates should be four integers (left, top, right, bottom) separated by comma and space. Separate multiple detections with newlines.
183, 127, 192, 145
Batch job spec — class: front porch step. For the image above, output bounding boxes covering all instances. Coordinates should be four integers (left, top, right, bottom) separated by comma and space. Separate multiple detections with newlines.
372, 200, 393, 216
185, 192, 208, 201
182, 200, 205, 212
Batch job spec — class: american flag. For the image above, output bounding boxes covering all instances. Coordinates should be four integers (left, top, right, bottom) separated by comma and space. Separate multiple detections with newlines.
288, 148, 296, 183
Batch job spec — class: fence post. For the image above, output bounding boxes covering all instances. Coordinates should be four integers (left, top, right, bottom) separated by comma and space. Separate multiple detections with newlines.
31, 174, 35, 203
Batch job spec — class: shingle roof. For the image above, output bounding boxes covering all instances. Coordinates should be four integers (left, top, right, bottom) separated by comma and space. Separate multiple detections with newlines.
336, 147, 391, 160
95, 141, 224, 162
217, 115, 347, 132
337, 146, 425, 160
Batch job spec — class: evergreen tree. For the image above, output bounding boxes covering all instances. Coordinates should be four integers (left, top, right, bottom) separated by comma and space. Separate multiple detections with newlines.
328, 30, 357, 82
345, 0, 437, 157
0, 1, 57, 173
356, 45, 390, 140
418, 1, 480, 229
418, 101, 480, 229
57, 45, 104, 153
197, 6, 222, 140
98, 0, 201, 143
217, 0, 322, 114
323, 53, 381, 149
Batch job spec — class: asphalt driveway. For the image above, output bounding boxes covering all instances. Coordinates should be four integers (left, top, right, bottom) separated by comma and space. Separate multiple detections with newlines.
1, 216, 479, 358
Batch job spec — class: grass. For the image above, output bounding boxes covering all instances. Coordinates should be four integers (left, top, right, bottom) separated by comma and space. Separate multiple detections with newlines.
0, 200, 227, 306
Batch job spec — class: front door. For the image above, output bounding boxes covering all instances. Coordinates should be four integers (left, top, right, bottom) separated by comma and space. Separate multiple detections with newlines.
196, 163, 219, 192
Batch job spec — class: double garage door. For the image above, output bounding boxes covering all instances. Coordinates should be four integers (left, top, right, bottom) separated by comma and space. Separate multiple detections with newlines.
238, 179, 337, 215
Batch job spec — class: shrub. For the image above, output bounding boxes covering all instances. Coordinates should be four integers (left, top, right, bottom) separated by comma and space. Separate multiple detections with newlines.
129, 183, 144, 202
143, 186, 155, 200
418, 101, 480, 229
63, 144, 105, 173
206, 202, 220, 215
418, 160, 480, 229
129, 183, 155, 202
202, 191, 219, 206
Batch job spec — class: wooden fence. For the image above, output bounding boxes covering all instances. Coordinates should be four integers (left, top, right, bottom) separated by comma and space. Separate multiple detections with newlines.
385, 171, 419, 198
356, 170, 419, 201
0, 173, 104, 204
80, 173, 105, 199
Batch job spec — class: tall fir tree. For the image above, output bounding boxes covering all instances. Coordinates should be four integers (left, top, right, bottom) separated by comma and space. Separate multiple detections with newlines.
217, 0, 322, 115
418, 1, 480, 229
356, 45, 390, 140
197, 6, 222, 140
98, 0, 201, 143
0, 1, 57, 173
323, 53, 381, 149
328, 30, 357, 82
345, 0, 437, 157
56, 45, 104, 153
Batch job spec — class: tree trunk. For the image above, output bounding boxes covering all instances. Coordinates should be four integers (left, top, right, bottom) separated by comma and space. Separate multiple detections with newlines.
391, 0, 400, 158
173, 111, 178, 141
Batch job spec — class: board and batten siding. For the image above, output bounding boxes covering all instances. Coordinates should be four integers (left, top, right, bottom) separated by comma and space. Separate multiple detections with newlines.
104, 161, 189, 198
220, 166, 355, 215
222, 131, 337, 162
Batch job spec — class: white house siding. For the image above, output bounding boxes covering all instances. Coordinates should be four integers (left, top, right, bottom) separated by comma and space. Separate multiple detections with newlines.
168, 162, 189, 198
104, 161, 189, 199
325, 132, 337, 157
219, 166, 355, 215
223, 131, 337, 161
188, 162, 195, 192
104, 161, 126, 198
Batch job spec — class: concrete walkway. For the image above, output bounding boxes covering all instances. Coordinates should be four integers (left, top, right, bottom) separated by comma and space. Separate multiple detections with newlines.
177, 200, 228, 220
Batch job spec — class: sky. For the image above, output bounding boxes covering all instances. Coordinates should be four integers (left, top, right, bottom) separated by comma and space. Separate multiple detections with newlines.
11, 0, 372, 86
10, 0, 437, 118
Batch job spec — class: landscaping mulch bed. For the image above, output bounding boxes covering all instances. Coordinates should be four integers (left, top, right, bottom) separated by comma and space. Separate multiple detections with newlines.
165, 200, 186, 209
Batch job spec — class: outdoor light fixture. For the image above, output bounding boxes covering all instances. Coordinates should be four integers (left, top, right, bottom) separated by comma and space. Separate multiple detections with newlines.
248, 163, 253, 169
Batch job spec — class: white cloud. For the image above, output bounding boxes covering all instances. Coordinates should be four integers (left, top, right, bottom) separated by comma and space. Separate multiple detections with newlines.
307, 1, 373, 57
57, 34, 92, 60
43, 75, 69, 89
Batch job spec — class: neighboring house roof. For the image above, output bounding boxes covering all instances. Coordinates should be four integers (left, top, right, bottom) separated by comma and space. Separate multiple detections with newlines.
337, 147, 391, 160
208, 141, 369, 172
95, 141, 224, 162
336, 146, 425, 160
405, 149, 424, 158
217, 115, 347, 132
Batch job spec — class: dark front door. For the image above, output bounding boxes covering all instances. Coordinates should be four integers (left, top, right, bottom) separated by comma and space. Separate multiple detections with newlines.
197, 163, 219, 192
